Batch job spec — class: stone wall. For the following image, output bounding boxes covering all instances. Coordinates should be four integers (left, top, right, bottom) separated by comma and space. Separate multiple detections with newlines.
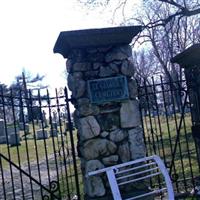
67, 44, 146, 199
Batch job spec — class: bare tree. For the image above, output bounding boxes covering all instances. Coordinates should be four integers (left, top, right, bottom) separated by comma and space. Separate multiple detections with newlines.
78, 0, 200, 81
79, 0, 200, 27
78, 0, 200, 112
133, 49, 161, 84
133, 1, 200, 81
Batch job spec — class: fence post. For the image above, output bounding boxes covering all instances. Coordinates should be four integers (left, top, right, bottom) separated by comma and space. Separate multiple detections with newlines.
171, 44, 200, 166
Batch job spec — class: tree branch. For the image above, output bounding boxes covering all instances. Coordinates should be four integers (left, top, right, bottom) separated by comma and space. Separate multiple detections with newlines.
158, 0, 185, 10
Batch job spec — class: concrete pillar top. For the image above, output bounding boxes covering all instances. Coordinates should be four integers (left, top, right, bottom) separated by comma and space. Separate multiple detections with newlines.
171, 43, 200, 68
53, 26, 143, 58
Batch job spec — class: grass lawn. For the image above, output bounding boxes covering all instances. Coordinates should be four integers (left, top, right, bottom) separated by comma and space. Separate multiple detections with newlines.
143, 112, 200, 196
0, 123, 84, 198
0, 122, 77, 167
0, 113, 199, 199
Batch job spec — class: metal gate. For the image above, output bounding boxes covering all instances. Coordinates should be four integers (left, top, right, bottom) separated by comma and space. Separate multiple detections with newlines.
0, 86, 82, 200
138, 76, 200, 198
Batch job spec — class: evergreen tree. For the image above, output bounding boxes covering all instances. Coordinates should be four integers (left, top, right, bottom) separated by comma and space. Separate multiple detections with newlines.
10, 70, 48, 122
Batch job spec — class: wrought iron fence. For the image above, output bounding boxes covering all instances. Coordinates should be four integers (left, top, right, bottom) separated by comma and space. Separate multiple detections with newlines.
0, 86, 82, 200
138, 76, 200, 198
1, 76, 200, 199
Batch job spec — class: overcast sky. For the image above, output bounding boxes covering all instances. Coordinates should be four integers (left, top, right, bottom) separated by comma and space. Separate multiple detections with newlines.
0, 0, 113, 89
0, 0, 141, 90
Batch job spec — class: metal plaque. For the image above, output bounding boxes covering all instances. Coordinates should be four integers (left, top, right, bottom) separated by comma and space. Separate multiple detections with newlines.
88, 76, 129, 104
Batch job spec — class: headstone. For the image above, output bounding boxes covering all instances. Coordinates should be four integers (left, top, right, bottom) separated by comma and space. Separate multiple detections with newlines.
24, 114, 29, 123
0, 136, 7, 144
50, 129, 58, 137
9, 133, 20, 146
52, 112, 57, 122
7, 127, 17, 135
19, 122, 29, 133
64, 120, 69, 133
19, 122, 24, 130
42, 110, 48, 127
52, 122, 57, 130
0, 119, 5, 131
38, 120, 43, 129
25, 124, 29, 134
0, 119, 6, 144
19, 109, 24, 123
36, 129, 48, 140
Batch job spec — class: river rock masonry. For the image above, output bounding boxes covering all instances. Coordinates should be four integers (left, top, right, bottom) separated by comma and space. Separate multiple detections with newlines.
54, 26, 146, 199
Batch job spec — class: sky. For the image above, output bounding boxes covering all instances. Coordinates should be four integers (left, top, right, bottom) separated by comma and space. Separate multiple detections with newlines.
0, 0, 112, 89
0, 0, 141, 90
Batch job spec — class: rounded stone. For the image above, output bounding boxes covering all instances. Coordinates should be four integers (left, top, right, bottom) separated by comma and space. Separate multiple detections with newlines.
108, 63, 119, 73
67, 72, 83, 85
118, 142, 131, 162
109, 129, 128, 143
78, 104, 100, 117
121, 59, 135, 77
77, 98, 90, 105
82, 139, 117, 160
105, 45, 132, 63
97, 113, 120, 131
128, 78, 138, 99
93, 62, 102, 70
85, 160, 106, 198
99, 66, 116, 77
100, 131, 109, 138
73, 72, 83, 79
67, 74, 86, 98
85, 160, 104, 174
66, 59, 73, 73
84, 70, 99, 79
120, 100, 141, 128
128, 127, 146, 160
77, 99, 100, 117
79, 116, 100, 141
73, 62, 92, 72
85, 176, 106, 197
102, 155, 119, 166
68, 49, 87, 62
87, 52, 105, 62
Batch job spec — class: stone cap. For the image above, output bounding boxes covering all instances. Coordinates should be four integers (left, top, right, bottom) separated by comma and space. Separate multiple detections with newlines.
171, 43, 200, 68
53, 26, 143, 58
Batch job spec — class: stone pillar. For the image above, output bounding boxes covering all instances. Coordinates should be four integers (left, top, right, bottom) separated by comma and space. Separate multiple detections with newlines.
54, 26, 146, 199
171, 44, 200, 164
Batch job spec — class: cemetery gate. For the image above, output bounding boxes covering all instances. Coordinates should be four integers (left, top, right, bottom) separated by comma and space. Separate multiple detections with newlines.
1, 76, 200, 199
138, 76, 200, 198
0, 86, 82, 200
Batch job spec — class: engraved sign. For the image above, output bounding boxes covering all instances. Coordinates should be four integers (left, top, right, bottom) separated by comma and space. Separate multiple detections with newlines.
88, 76, 129, 104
